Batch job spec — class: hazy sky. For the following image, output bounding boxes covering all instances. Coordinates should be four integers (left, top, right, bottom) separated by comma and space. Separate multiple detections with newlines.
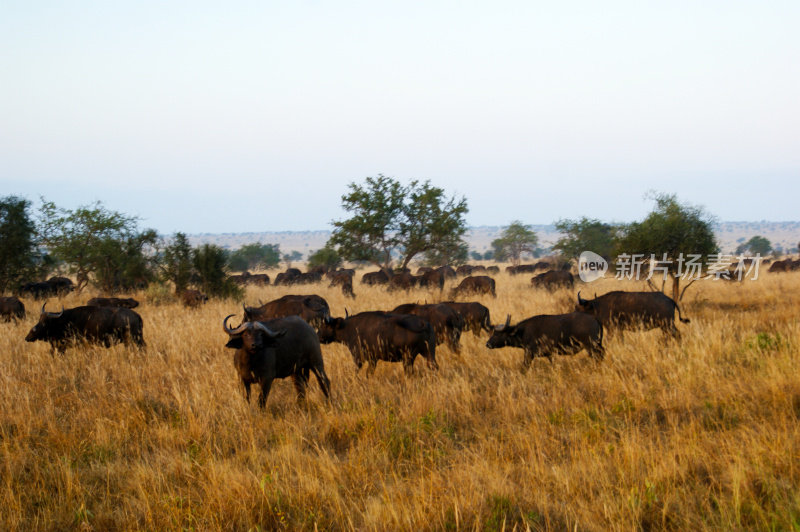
2, 1, 798, 234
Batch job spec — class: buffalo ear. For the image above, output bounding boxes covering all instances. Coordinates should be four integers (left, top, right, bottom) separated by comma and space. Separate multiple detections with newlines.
225, 337, 243, 349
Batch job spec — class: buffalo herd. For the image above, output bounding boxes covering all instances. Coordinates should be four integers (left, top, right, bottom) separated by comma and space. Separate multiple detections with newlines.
4, 261, 721, 408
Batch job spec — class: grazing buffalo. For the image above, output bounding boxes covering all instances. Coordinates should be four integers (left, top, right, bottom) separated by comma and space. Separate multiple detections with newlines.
25, 303, 145, 353
274, 268, 302, 286
0, 296, 25, 322
575, 291, 689, 337
362, 270, 390, 286
438, 265, 457, 279
388, 272, 418, 291
531, 270, 574, 290
223, 315, 331, 408
440, 301, 492, 336
416, 269, 445, 291
506, 264, 538, 275
768, 259, 797, 273
449, 275, 496, 298
243, 294, 331, 328
180, 289, 208, 308
328, 272, 356, 298
317, 311, 437, 375
457, 264, 487, 276
17, 276, 73, 299
87, 297, 140, 309
392, 302, 464, 353
487, 313, 604, 370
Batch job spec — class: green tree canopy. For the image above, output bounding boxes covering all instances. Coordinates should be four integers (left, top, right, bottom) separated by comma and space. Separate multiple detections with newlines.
38, 200, 157, 293
329, 175, 468, 272
193, 243, 241, 299
735, 236, 772, 257
617, 192, 717, 301
161, 232, 194, 293
308, 245, 342, 270
553, 217, 618, 261
0, 196, 39, 293
228, 243, 281, 272
491, 221, 538, 265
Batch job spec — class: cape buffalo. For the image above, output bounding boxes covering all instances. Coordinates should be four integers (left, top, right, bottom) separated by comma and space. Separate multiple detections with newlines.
0, 296, 25, 322
87, 297, 140, 309
317, 311, 437, 375
243, 294, 331, 328
329, 272, 356, 298
362, 270, 390, 286
530, 270, 574, 290
575, 291, 690, 337
25, 303, 145, 353
388, 272, 418, 291
223, 315, 330, 408
180, 289, 208, 308
416, 269, 445, 291
449, 275, 496, 298
487, 313, 604, 371
392, 302, 464, 353
440, 301, 492, 336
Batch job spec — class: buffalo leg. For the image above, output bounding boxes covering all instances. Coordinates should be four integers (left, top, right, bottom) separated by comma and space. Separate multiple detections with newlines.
292, 372, 309, 402
521, 350, 535, 373
311, 366, 331, 400
257, 378, 274, 409
403, 353, 415, 376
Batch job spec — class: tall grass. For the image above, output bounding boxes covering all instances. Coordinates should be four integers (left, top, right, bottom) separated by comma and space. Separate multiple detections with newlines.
1, 271, 799, 530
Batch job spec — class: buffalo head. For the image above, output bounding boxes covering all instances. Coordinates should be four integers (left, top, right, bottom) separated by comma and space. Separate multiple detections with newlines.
223, 315, 286, 353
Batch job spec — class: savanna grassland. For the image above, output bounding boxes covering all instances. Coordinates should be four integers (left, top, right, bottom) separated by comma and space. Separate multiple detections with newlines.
1, 269, 799, 531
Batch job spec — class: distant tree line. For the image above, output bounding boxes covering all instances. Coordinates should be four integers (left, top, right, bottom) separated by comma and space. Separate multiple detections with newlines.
1, 183, 781, 303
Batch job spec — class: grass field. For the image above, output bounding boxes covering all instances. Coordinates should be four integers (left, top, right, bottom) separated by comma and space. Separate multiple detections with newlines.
1, 270, 799, 531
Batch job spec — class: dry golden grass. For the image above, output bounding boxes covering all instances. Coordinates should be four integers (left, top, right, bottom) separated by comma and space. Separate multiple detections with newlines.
1, 270, 799, 531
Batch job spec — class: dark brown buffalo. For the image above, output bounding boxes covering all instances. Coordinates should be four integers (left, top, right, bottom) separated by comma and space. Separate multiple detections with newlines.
768, 259, 792, 273
392, 302, 464, 353
388, 272, 418, 291
294, 272, 322, 284
274, 268, 302, 286
0, 296, 25, 322
487, 313, 604, 370
438, 265, 457, 278
317, 311, 437, 375
449, 275, 496, 298
326, 268, 355, 281
530, 270, 574, 290
416, 267, 434, 275
243, 294, 331, 328
25, 303, 145, 353
329, 272, 356, 298
440, 301, 492, 336
486, 266, 500, 274
506, 264, 538, 275
576, 291, 689, 337
362, 270, 390, 286
223, 315, 330, 408
416, 269, 445, 291
180, 289, 208, 308
18, 276, 74, 299
87, 297, 140, 309
457, 264, 487, 276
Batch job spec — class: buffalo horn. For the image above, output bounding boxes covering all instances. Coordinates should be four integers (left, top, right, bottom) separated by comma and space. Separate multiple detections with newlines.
252, 322, 284, 338
223, 314, 249, 335
577, 291, 588, 306
41, 301, 64, 318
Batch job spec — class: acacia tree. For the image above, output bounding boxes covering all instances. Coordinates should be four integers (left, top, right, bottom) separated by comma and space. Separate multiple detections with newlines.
735, 236, 771, 257
228, 243, 281, 272
38, 200, 157, 293
0, 196, 39, 292
553, 217, 618, 261
329, 175, 468, 272
491, 221, 538, 265
307, 244, 342, 271
617, 193, 717, 301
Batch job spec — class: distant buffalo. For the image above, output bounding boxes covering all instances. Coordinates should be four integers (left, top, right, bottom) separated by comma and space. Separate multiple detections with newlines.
440, 301, 492, 336
362, 270, 390, 286
0, 296, 25, 322
449, 275, 496, 298
180, 289, 208, 308
531, 270, 574, 290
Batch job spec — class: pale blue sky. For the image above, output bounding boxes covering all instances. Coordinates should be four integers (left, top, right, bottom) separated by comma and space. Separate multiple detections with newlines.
2, 1, 798, 234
